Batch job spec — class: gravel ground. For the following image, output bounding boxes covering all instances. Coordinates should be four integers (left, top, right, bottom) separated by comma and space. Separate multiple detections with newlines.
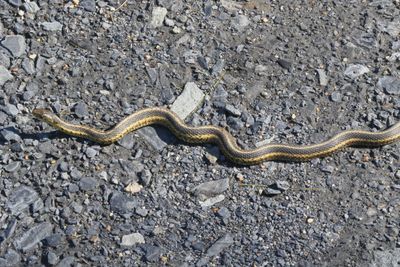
1, 0, 400, 266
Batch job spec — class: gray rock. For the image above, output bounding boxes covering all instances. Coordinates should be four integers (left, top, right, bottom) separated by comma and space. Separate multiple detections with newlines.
7, 0, 22, 7
144, 245, 162, 262
120, 233, 145, 247
80, 0, 96, 12
0, 52, 11, 67
68, 184, 79, 193
316, 69, 328, 86
0, 112, 6, 125
23, 2, 40, 13
150, 7, 167, 28
232, 15, 250, 30
264, 188, 283, 196
7, 186, 42, 215
2, 103, 18, 116
4, 161, 20, 172
40, 21, 63, 31
192, 178, 230, 197
1, 35, 26, 57
211, 59, 225, 75
171, 82, 204, 119
217, 207, 231, 218
344, 64, 369, 79
79, 177, 98, 191
46, 251, 58, 265
23, 82, 39, 101
109, 192, 137, 214
205, 233, 234, 257
377, 76, 400, 95
0, 65, 13, 85
73, 102, 88, 117
320, 164, 334, 173
14, 222, 53, 252
370, 248, 400, 267
377, 20, 400, 37
212, 85, 228, 102
57, 257, 76, 267
117, 134, 135, 149
85, 147, 98, 158
330, 92, 342, 102
43, 233, 64, 248
22, 58, 35, 74
275, 180, 290, 191
0, 128, 21, 142
199, 194, 225, 208
255, 64, 268, 75
70, 168, 83, 179
139, 169, 152, 186
0, 249, 21, 267
277, 59, 292, 71
36, 55, 46, 70
225, 104, 241, 117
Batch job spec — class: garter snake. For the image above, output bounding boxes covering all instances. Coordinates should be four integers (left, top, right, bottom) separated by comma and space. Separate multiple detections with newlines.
32, 107, 400, 165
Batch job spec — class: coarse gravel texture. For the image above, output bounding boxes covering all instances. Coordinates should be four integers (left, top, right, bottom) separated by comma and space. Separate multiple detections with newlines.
1, 0, 400, 266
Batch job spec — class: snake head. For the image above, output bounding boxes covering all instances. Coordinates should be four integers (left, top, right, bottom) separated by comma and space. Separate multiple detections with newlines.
32, 109, 60, 126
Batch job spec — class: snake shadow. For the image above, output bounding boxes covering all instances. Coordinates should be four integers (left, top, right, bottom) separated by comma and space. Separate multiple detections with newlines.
0, 126, 64, 146
1, 126, 299, 168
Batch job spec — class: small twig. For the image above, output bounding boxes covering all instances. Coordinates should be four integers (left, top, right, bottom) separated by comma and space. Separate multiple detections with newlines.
113, 0, 128, 12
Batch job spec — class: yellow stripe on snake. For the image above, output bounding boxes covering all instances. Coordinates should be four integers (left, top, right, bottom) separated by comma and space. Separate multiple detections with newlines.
32, 107, 400, 165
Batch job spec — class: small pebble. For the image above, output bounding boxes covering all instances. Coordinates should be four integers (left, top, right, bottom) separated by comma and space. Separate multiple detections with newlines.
121, 233, 145, 247
344, 64, 369, 79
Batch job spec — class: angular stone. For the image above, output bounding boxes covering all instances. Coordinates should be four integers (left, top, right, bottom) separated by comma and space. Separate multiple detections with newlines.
73, 102, 88, 118
205, 233, 234, 257
225, 104, 241, 117
14, 222, 53, 252
46, 251, 58, 265
79, 177, 98, 191
40, 21, 63, 31
377, 76, 400, 95
23, 2, 40, 13
7, 186, 41, 215
232, 15, 250, 30
4, 161, 20, 172
7, 0, 22, 7
0, 128, 21, 142
120, 233, 145, 247
0, 249, 20, 267
344, 64, 369, 79
150, 7, 167, 28
22, 58, 35, 74
170, 82, 204, 119
109, 192, 137, 214
316, 69, 328, 86
192, 178, 230, 197
2, 103, 18, 116
144, 245, 162, 262
80, 0, 96, 12
0, 65, 13, 85
1, 35, 26, 57
199, 194, 225, 208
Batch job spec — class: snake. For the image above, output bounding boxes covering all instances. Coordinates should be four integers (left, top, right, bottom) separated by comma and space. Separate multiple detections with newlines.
32, 107, 400, 165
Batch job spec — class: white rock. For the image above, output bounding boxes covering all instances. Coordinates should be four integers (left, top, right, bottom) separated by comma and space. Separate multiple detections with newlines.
121, 233, 145, 247
344, 64, 369, 79
150, 7, 167, 28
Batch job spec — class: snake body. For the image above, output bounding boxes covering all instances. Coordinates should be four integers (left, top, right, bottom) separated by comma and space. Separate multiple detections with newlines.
32, 107, 400, 165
